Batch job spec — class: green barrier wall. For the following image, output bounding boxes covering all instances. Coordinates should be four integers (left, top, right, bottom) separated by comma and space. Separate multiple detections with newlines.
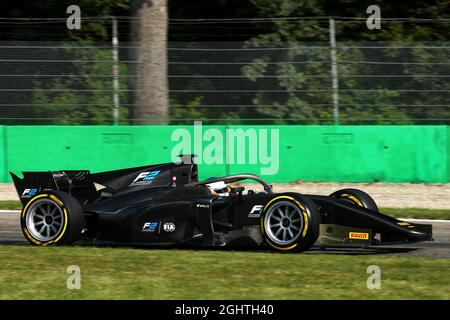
225, 125, 448, 183
1, 125, 448, 183
447, 125, 450, 182
0, 127, 5, 182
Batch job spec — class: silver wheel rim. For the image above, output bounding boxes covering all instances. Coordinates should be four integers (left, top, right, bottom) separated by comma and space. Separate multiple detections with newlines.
25, 199, 64, 242
264, 201, 304, 245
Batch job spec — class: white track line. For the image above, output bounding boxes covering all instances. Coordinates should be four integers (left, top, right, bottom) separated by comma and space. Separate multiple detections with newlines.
0, 210, 20, 213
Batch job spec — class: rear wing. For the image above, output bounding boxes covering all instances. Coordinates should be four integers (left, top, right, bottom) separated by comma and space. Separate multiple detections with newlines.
10, 154, 200, 207
11, 170, 97, 206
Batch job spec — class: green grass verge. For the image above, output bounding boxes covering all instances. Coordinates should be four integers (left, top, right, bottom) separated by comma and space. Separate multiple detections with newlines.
3, 201, 449, 219
0, 246, 448, 299
380, 208, 450, 220
0, 201, 21, 210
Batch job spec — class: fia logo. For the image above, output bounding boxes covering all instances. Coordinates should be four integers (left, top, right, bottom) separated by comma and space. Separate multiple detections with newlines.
163, 223, 176, 232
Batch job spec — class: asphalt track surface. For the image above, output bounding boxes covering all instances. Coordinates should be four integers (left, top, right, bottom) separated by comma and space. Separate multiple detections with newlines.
0, 210, 449, 258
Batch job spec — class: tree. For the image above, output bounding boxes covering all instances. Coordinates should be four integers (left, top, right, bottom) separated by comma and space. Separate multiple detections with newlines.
238, 0, 450, 124
131, 0, 169, 124
0, 0, 131, 125
31, 48, 129, 125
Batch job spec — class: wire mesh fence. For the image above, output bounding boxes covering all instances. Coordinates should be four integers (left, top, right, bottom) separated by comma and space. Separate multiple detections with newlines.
0, 18, 448, 125
168, 41, 450, 124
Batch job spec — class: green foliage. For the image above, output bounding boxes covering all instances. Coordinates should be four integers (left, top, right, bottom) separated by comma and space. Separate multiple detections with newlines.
170, 96, 206, 124
236, 0, 450, 124
65, 0, 130, 42
31, 48, 129, 125
2, 0, 449, 124
170, 1, 449, 124
0, 0, 130, 41
0, 0, 131, 125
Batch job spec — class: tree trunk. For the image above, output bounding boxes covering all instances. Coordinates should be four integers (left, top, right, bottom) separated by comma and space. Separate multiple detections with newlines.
131, 0, 168, 124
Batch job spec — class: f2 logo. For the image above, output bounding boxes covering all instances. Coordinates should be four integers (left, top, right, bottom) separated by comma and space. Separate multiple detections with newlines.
66, 5, 81, 30
248, 205, 264, 218
366, 5, 381, 30
133, 170, 161, 183
22, 188, 38, 198
142, 222, 158, 232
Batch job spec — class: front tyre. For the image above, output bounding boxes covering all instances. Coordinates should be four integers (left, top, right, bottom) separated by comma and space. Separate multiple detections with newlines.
260, 195, 320, 252
330, 188, 379, 212
21, 190, 84, 246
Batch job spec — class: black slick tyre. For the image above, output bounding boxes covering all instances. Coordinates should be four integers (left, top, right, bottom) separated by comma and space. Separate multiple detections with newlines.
260, 194, 320, 252
330, 188, 379, 212
20, 190, 84, 245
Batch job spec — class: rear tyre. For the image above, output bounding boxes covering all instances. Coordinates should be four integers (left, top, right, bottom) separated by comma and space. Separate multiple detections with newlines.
260, 194, 320, 253
21, 190, 84, 246
330, 188, 379, 212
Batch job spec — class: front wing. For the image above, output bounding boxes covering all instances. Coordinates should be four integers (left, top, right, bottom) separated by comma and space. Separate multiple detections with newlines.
309, 195, 433, 247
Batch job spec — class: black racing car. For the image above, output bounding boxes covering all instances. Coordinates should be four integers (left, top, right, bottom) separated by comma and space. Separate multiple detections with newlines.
11, 154, 433, 252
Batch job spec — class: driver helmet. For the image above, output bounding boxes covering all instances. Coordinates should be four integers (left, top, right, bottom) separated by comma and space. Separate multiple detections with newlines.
206, 181, 229, 196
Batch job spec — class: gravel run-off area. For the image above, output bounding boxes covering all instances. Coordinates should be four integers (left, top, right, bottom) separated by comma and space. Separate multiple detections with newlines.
240, 182, 450, 209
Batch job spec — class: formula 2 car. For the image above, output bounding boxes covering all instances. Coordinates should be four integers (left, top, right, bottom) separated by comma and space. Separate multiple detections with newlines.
11, 155, 433, 252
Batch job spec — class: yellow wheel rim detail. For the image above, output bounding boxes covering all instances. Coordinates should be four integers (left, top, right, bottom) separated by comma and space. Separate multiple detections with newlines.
340, 193, 364, 207
261, 195, 310, 251
21, 194, 68, 245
